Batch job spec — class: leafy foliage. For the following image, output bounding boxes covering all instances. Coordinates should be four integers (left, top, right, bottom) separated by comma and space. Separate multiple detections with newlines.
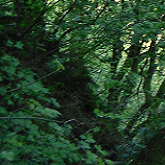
0, 0, 165, 164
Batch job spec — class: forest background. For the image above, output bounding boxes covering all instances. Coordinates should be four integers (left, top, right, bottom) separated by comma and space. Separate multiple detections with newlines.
0, 0, 165, 164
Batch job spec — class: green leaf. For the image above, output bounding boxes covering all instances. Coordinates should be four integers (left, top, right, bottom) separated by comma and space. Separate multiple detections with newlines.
30, 124, 39, 134
44, 107, 62, 118
14, 41, 24, 50
1, 151, 15, 161
92, 126, 100, 133
50, 97, 61, 108
85, 133, 95, 143
79, 140, 91, 149
8, 99, 14, 106
29, 81, 50, 94
0, 87, 6, 94
94, 108, 99, 114
6, 40, 14, 47
86, 150, 98, 164
80, 134, 86, 140
105, 159, 114, 165
158, 41, 165, 47
28, 98, 40, 107
53, 59, 65, 70
95, 145, 108, 156
0, 107, 7, 115
35, 106, 62, 118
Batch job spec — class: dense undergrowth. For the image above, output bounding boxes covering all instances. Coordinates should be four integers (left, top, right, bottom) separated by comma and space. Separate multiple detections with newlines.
0, 0, 165, 165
